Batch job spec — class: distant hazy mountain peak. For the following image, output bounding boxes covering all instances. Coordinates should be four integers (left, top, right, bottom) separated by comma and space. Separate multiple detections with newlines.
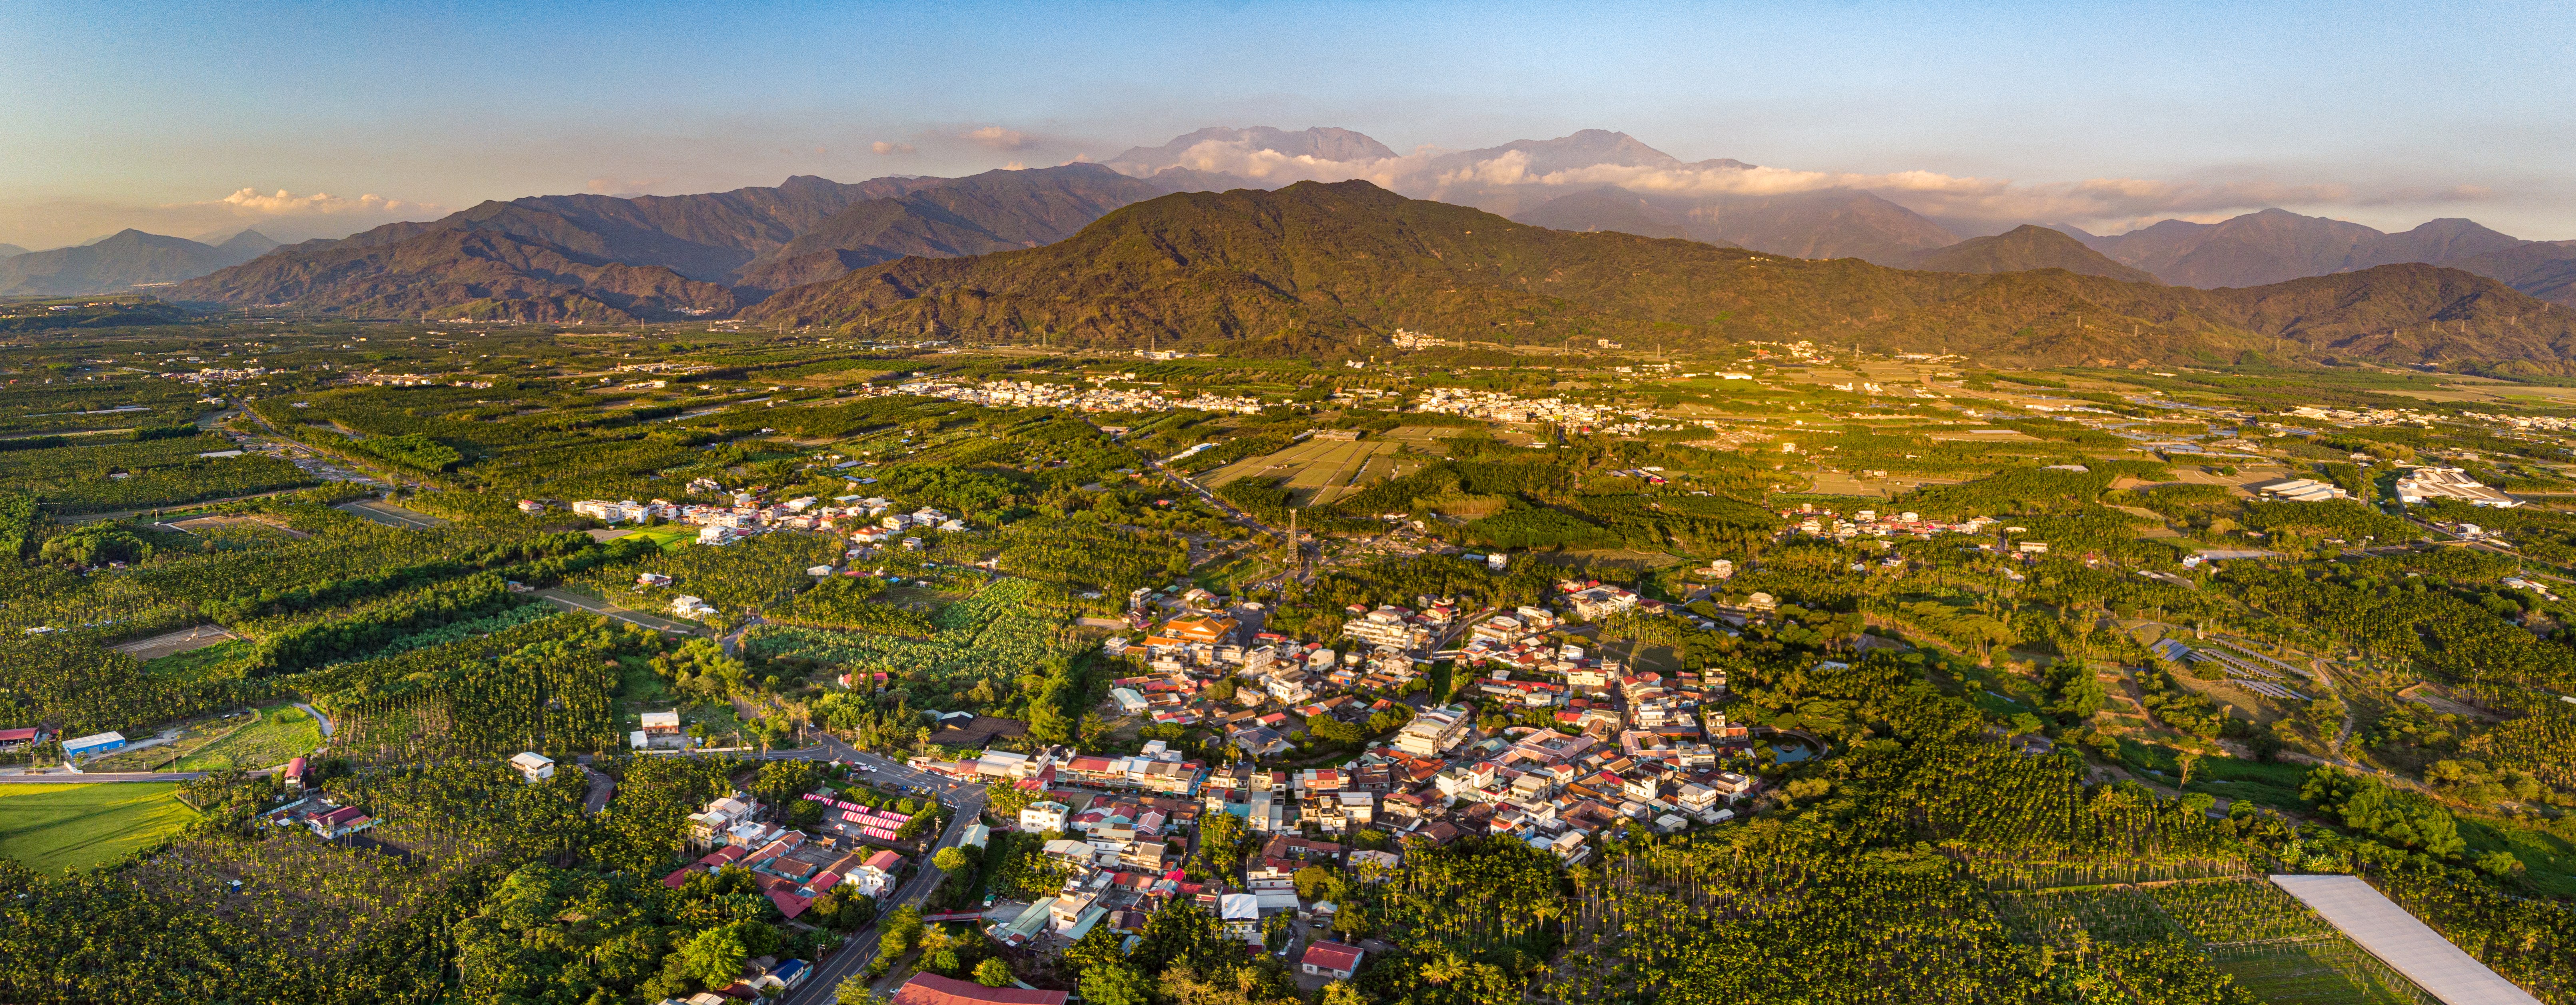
0, 243, 25, 259
1107, 126, 1399, 176
1898, 224, 2159, 283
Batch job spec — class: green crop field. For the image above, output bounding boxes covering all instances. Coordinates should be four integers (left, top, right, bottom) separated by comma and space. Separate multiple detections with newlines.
174, 702, 325, 772
0, 782, 197, 874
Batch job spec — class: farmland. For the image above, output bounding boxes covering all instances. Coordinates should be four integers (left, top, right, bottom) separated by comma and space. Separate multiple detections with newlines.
1202, 435, 1419, 505
0, 782, 198, 874
744, 576, 1079, 702
173, 702, 325, 772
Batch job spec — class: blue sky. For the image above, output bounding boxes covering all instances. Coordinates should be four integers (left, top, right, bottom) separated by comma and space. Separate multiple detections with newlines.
4, 0, 2570, 248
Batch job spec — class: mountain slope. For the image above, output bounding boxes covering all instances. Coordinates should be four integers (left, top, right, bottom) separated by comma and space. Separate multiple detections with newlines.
1115, 126, 1944, 261
172, 229, 734, 322
734, 165, 1172, 293
745, 180, 2575, 367
174, 168, 1179, 317
2452, 240, 2576, 307
1679, 189, 1958, 262
1894, 225, 2160, 282
0, 244, 27, 259
1510, 187, 1699, 240
0, 229, 276, 296
1508, 183, 1952, 263
2342, 218, 2525, 271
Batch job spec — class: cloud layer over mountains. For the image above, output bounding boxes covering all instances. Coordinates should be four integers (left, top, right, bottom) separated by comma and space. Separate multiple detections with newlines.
1100, 126, 2497, 238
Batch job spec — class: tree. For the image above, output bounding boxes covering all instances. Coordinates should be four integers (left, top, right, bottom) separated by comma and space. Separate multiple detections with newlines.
674, 925, 749, 989
2173, 751, 2201, 790
934, 846, 973, 873
973, 957, 1015, 987
1321, 981, 1370, 1005
1079, 963, 1153, 1005
837, 975, 889, 1005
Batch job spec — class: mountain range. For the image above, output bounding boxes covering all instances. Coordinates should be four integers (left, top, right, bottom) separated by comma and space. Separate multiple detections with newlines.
0, 229, 277, 297
744, 180, 2576, 369
171, 165, 1190, 321
1101, 127, 2576, 305
123, 123, 2576, 338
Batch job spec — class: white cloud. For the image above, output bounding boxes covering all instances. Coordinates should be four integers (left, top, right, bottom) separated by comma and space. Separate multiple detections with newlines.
3, 186, 452, 249
961, 126, 1031, 150
871, 141, 917, 155
1114, 136, 2501, 233
203, 187, 438, 217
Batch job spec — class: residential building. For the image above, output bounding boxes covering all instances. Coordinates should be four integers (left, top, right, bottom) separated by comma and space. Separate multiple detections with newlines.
1300, 941, 1366, 980
1021, 800, 1070, 833
511, 752, 556, 783
1393, 707, 1469, 757
891, 972, 1067, 1005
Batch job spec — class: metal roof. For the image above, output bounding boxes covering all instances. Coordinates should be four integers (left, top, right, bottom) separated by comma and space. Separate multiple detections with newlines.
2270, 875, 2542, 1005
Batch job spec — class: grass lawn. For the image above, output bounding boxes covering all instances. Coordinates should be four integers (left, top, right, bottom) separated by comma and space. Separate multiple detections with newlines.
174, 702, 323, 772
0, 782, 197, 874
140, 638, 254, 681
2209, 939, 2426, 1005
626, 525, 698, 552
2456, 814, 2576, 899
2116, 739, 2313, 810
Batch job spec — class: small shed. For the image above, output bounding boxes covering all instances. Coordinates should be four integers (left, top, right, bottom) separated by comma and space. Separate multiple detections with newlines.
61, 731, 126, 760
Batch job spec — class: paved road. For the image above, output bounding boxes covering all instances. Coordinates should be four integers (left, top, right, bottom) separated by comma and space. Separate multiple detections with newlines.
57, 489, 308, 524
0, 771, 210, 783
337, 499, 447, 530
293, 702, 336, 739
581, 765, 616, 813
783, 783, 988, 1005
720, 614, 766, 657
535, 588, 701, 636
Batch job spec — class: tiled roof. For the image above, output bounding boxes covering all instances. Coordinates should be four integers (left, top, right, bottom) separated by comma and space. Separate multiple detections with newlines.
892, 973, 1068, 1005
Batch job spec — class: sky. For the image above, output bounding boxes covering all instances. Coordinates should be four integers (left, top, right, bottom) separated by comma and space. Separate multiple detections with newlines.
4, 0, 2571, 250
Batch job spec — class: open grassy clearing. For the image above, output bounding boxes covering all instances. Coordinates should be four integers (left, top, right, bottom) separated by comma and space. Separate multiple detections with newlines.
0, 782, 197, 874
174, 702, 324, 771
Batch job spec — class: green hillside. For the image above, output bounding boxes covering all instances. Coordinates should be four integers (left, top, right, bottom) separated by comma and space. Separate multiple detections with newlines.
746, 180, 2576, 368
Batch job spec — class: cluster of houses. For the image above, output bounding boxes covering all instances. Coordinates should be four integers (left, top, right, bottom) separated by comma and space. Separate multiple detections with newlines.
561, 489, 969, 548
1410, 387, 1649, 429
667, 791, 939, 920
1782, 505, 2001, 542
875, 376, 1267, 416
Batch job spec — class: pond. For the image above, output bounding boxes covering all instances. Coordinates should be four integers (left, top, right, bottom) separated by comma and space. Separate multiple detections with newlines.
1762, 734, 1823, 763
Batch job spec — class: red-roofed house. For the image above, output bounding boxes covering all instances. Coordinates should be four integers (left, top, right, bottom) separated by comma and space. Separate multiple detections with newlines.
892, 972, 1068, 1005
853, 849, 905, 897
1300, 940, 1366, 979
766, 888, 813, 919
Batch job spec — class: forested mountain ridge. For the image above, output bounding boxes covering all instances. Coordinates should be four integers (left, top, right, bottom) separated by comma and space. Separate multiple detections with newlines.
1894, 225, 2161, 283
733, 164, 1174, 294
169, 228, 739, 323
170, 166, 1202, 321
744, 179, 2576, 368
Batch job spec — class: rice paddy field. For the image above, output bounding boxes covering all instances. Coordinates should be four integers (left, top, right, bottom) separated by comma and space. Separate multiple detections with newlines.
0, 782, 198, 874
